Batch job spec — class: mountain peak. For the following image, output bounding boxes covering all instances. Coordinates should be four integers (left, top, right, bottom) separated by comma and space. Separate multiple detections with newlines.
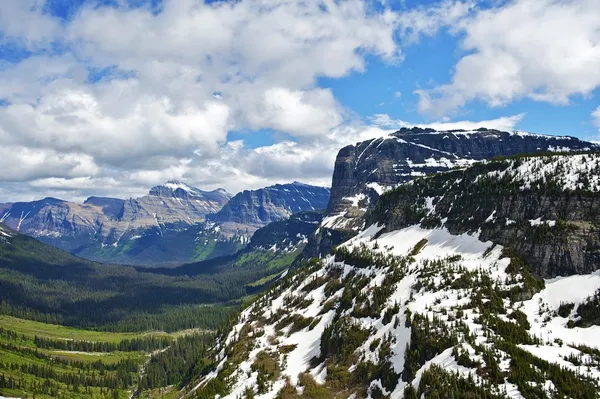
149, 181, 201, 197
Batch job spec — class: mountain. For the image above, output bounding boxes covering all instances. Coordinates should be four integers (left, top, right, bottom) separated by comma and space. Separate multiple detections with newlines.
0, 180, 230, 242
304, 128, 599, 260
0, 209, 326, 399
0, 181, 329, 266
326, 127, 597, 230
190, 152, 600, 399
0, 181, 234, 265
157, 210, 324, 281
209, 181, 330, 236
0, 207, 325, 332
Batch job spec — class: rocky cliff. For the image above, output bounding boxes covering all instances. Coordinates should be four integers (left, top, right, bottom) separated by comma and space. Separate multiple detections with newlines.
327, 127, 597, 231
369, 152, 600, 278
210, 181, 330, 237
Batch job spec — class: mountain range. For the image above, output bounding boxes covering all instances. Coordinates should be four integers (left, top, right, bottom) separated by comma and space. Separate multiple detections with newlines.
1, 127, 600, 399
0, 181, 330, 265
306, 127, 599, 258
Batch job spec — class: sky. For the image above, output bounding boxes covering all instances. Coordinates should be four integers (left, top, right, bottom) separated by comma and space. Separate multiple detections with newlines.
0, 0, 599, 202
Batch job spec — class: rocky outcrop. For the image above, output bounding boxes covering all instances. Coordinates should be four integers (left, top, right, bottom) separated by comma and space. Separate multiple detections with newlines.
328, 127, 598, 229
369, 153, 600, 278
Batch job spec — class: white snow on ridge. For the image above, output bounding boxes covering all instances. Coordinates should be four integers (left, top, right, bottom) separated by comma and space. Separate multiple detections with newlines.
488, 154, 600, 192
164, 181, 195, 193
366, 182, 393, 195
197, 219, 600, 398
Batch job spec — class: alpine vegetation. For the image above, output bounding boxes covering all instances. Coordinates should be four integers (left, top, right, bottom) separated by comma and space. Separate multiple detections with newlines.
191, 153, 600, 399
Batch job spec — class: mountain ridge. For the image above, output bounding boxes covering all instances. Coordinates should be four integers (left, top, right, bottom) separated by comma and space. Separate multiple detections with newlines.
0, 180, 330, 265
190, 151, 600, 399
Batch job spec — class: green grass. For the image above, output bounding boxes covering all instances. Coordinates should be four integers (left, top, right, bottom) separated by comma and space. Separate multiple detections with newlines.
0, 315, 176, 343
0, 316, 166, 399
246, 272, 282, 288
48, 350, 146, 364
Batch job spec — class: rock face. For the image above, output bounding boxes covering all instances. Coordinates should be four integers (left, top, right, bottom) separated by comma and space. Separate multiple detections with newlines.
246, 210, 323, 253
0, 181, 232, 265
300, 128, 599, 260
0, 181, 330, 265
369, 153, 600, 278
327, 127, 597, 229
210, 182, 330, 236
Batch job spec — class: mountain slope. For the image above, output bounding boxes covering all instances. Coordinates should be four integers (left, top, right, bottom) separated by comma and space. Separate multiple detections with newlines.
158, 211, 324, 285
191, 153, 600, 399
0, 181, 231, 251
0, 222, 242, 331
210, 182, 330, 237
0, 206, 325, 332
0, 181, 330, 266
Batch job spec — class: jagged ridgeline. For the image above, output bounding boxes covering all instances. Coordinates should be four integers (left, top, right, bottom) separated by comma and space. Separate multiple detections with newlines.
315, 128, 598, 250
0, 181, 329, 266
190, 153, 600, 399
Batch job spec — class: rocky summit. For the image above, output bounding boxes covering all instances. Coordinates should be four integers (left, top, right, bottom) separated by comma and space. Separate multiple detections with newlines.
325, 127, 598, 232
0, 181, 230, 244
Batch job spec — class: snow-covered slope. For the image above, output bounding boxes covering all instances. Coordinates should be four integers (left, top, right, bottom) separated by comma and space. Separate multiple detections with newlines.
191, 153, 600, 399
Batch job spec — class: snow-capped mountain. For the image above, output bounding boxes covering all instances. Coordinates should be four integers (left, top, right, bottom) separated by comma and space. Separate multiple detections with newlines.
0, 181, 231, 264
190, 152, 600, 399
0, 181, 330, 266
325, 127, 598, 232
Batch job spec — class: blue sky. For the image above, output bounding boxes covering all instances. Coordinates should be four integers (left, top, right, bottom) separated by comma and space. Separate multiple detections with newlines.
0, 0, 599, 201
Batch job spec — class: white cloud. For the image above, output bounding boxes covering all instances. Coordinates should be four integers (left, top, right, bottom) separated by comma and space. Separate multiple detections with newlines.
593, 106, 600, 128
243, 88, 344, 138
0, 146, 99, 182
396, 0, 475, 42
0, 0, 61, 49
0, 0, 582, 202
0, 84, 232, 166
0, 0, 407, 200
417, 0, 600, 117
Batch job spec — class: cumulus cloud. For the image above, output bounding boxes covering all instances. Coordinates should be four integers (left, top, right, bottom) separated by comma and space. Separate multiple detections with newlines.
0, 0, 407, 200
593, 106, 600, 128
416, 0, 600, 117
243, 88, 344, 138
0, 0, 537, 201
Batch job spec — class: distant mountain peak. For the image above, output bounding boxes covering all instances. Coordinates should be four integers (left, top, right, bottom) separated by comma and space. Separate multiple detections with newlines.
150, 181, 230, 199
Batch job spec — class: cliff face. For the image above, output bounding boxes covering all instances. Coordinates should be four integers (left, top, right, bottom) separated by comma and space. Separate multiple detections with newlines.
0, 181, 330, 265
210, 181, 330, 236
369, 153, 600, 278
327, 128, 597, 229
0, 181, 232, 265
299, 128, 599, 260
